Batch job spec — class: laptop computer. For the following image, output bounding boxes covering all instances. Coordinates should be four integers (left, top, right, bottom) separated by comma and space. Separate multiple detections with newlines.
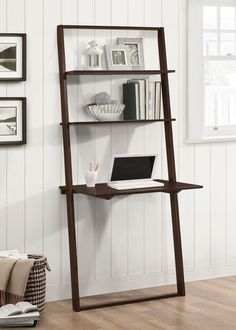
108, 154, 164, 190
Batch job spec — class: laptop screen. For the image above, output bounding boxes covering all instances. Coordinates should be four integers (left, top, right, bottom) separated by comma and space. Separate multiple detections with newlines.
111, 156, 156, 182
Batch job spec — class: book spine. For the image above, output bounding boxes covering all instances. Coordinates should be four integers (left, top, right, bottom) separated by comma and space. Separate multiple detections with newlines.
155, 82, 161, 119
150, 81, 155, 120
135, 83, 140, 119
145, 79, 149, 119
123, 83, 138, 120
127, 80, 143, 120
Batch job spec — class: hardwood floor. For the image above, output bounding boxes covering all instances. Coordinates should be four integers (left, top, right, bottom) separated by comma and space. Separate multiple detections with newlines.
23, 277, 236, 329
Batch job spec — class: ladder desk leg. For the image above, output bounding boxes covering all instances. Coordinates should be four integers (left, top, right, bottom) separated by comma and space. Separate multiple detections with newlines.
57, 25, 80, 312
170, 192, 185, 296
158, 27, 186, 297
65, 191, 81, 311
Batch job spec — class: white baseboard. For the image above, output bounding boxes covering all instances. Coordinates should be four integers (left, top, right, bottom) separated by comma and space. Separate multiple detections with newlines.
46, 261, 236, 302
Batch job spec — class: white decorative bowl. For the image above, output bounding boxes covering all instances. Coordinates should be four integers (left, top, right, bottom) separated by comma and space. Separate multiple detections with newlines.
87, 103, 125, 121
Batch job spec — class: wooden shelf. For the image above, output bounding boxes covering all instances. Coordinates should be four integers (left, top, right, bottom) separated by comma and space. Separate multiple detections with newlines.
60, 118, 176, 126
59, 24, 161, 31
65, 69, 175, 76
60, 180, 203, 200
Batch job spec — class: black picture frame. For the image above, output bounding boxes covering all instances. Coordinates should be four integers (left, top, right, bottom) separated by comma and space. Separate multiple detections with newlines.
0, 97, 26, 145
0, 33, 26, 81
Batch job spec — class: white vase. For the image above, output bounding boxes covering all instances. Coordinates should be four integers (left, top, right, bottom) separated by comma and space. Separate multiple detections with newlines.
85, 170, 97, 187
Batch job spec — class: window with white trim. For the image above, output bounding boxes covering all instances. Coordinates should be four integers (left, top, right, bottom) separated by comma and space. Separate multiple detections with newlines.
188, 0, 236, 142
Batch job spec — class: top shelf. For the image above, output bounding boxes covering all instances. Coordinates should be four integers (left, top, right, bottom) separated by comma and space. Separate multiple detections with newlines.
58, 24, 162, 31
65, 69, 175, 76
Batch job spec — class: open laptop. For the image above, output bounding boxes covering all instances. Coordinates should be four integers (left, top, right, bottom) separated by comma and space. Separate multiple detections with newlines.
108, 154, 164, 190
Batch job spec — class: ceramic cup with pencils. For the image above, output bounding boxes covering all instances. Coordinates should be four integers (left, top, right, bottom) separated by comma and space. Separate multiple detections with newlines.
85, 163, 99, 187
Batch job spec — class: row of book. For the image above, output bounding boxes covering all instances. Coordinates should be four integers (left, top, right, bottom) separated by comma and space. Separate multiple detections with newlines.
123, 79, 161, 120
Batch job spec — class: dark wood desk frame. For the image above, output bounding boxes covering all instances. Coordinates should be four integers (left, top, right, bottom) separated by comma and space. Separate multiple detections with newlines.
57, 24, 203, 312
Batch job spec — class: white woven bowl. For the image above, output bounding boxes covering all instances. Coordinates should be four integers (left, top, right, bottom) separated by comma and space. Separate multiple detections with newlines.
87, 104, 125, 121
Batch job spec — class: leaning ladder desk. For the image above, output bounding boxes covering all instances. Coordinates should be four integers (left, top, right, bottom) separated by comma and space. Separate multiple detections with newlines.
57, 24, 203, 312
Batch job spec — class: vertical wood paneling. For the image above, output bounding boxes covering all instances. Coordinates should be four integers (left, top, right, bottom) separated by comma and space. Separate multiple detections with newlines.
77, 124, 95, 282
64, 23, 79, 184
162, 0, 179, 174
0, 0, 7, 251
144, 0, 162, 274
0, 0, 6, 30
127, 194, 144, 276
0, 145, 7, 251
110, 0, 129, 279
6, 0, 25, 252
226, 143, 236, 262
24, 0, 44, 253
210, 144, 226, 264
179, 0, 195, 269
161, 0, 179, 271
126, 0, 145, 277
76, 0, 96, 283
179, 147, 195, 268
1, 0, 236, 301
94, 0, 112, 281
111, 196, 128, 278
61, 0, 78, 287
195, 144, 211, 267
43, 0, 61, 285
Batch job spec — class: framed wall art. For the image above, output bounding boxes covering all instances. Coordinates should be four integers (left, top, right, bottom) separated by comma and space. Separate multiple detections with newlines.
117, 38, 144, 70
105, 45, 131, 70
0, 97, 26, 145
0, 33, 26, 81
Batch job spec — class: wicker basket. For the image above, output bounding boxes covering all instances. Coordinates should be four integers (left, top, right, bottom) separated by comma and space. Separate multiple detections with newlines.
24, 255, 51, 313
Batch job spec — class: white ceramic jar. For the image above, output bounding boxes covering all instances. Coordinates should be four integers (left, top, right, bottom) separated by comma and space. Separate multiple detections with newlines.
85, 170, 98, 187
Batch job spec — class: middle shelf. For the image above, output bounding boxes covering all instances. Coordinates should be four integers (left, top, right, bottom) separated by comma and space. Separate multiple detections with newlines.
65, 69, 176, 76
60, 118, 176, 125
60, 180, 203, 200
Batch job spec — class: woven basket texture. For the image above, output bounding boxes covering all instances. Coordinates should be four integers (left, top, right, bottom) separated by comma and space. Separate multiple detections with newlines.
24, 255, 50, 313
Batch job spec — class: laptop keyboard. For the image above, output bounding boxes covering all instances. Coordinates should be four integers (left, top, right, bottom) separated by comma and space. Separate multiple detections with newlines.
109, 181, 164, 190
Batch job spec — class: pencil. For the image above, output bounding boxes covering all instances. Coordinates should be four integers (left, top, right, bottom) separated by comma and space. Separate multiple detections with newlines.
94, 163, 99, 171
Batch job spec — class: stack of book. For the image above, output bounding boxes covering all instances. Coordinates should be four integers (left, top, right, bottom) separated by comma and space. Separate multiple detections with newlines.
123, 79, 161, 120
0, 302, 40, 327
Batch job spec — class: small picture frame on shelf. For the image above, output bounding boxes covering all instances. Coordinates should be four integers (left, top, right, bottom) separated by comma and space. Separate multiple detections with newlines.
0, 97, 26, 145
117, 38, 144, 70
105, 45, 131, 70
0, 33, 26, 81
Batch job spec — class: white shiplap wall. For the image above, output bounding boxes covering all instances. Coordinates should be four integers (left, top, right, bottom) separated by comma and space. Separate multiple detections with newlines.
0, 0, 236, 302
